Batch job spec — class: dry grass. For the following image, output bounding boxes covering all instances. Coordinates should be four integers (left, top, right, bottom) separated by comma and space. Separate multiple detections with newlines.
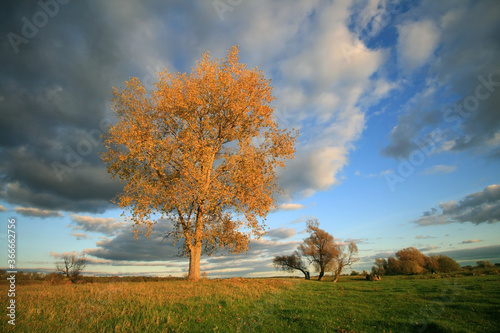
1, 278, 295, 332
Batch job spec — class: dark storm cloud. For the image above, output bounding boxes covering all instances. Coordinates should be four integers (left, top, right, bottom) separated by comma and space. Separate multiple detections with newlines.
84, 222, 182, 261
382, 0, 500, 159
438, 245, 500, 265
415, 184, 500, 226
0, 0, 131, 212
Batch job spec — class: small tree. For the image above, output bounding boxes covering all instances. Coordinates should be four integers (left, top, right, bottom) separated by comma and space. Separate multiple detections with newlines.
273, 253, 310, 280
56, 255, 87, 283
331, 242, 358, 283
476, 260, 494, 269
299, 219, 338, 281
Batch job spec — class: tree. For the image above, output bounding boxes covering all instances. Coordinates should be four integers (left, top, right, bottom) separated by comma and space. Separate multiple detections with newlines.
476, 260, 494, 269
386, 256, 401, 275
371, 258, 387, 275
436, 255, 460, 273
425, 255, 440, 274
331, 241, 358, 283
56, 254, 87, 283
273, 252, 310, 280
396, 247, 426, 275
101, 46, 297, 281
299, 219, 338, 281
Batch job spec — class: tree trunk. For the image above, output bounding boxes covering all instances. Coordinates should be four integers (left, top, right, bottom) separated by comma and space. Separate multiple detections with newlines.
187, 213, 204, 281
318, 270, 324, 281
298, 269, 310, 280
332, 264, 343, 283
188, 243, 202, 281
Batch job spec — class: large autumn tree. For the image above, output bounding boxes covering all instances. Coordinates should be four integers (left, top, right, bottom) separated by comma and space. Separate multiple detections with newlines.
101, 46, 297, 280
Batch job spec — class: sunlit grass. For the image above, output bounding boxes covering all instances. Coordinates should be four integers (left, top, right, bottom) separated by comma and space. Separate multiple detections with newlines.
1, 275, 499, 332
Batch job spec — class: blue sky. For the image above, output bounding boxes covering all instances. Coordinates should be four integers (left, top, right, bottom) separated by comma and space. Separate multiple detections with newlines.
1, 0, 499, 278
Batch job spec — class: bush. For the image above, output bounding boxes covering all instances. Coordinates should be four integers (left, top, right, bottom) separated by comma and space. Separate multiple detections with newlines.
477, 261, 494, 269
366, 273, 381, 281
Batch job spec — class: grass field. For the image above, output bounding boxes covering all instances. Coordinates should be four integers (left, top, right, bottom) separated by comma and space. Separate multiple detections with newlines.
2, 274, 499, 332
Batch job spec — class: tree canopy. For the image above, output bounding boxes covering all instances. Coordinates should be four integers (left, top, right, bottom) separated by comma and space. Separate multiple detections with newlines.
101, 46, 297, 280
273, 252, 310, 280
299, 219, 338, 281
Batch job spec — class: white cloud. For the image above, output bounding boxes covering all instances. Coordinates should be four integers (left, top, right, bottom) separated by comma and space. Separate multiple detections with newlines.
265, 227, 297, 240
420, 164, 457, 175
69, 233, 90, 240
278, 203, 306, 211
397, 19, 440, 72
70, 214, 127, 236
416, 235, 436, 239
14, 207, 63, 218
264, 0, 389, 198
462, 239, 482, 244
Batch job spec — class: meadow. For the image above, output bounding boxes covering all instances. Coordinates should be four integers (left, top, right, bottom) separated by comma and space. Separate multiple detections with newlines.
1, 274, 499, 332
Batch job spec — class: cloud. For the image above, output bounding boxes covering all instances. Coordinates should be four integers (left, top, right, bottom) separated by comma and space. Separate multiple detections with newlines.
0, 0, 394, 213
50, 251, 81, 259
419, 246, 438, 252
462, 239, 482, 244
14, 207, 63, 218
343, 238, 368, 245
278, 203, 305, 211
84, 222, 181, 262
82, 219, 301, 277
420, 164, 457, 175
69, 233, 90, 240
264, 227, 296, 240
415, 235, 436, 239
397, 20, 440, 72
415, 184, 500, 226
0, 205, 7, 212
70, 214, 127, 236
437, 245, 500, 265
382, 0, 500, 159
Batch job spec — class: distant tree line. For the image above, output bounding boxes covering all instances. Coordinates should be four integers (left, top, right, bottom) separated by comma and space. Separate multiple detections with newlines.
371, 247, 461, 276
273, 219, 358, 282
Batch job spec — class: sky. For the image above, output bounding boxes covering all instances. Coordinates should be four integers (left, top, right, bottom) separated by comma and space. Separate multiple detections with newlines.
1, 0, 499, 278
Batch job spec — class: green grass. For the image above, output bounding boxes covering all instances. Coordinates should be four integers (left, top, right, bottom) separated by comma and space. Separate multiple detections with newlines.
1, 275, 499, 332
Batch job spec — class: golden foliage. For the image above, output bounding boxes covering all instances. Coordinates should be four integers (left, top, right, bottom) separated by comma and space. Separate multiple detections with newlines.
101, 46, 297, 279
